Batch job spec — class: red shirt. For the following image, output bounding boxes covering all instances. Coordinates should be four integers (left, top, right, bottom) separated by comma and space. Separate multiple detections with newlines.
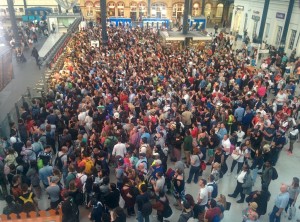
205, 207, 222, 222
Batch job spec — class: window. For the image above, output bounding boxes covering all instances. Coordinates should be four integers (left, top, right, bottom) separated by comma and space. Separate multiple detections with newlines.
139, 2, 146, 18
19, 8, 24, 13
204, 3, 211, 17
264, 23, 270, 38
192, 3, 200, 17
151, 3, 166, 18
172, 3, 184, 18
288, 30, 297, 50
216, 3, 223, 18
117, 2, 124, 17
86, 2, 94, 16
107, 2, 115, 16
53, 8, 58, 13
275, 26, 283, 45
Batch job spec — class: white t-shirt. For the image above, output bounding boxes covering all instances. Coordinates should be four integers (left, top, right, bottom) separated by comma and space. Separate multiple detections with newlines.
236, 147, 249, 163
198, 186, 209, 206
112, 143, 127, 157
236, 131, 245, 142
222, 138, 231, 155
237, 170, 247, 183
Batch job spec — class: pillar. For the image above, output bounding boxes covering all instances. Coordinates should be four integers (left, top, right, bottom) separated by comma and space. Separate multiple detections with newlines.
221, 1, 230, 24
257, 0, 270, 43
190, 0, 193, 16
183, 0, 190, 34
7, 0, 20, 47
279, 0, 295, 52
201, 0, 205, 16
148, 0, 150, 17
23, 0, 27, 9
101, 0, 108, 45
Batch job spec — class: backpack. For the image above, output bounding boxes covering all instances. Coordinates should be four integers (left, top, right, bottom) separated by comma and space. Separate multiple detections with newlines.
271, 167, 278, 180
31, 105, 40, 119
74, 174, 84, 190
84, 158, 94, 174
19, 192, 35, 212
208, 182, 218, 198
141, 201, 152, 216
212, 214, 221, 222
55, 153, 66, 170
160, 199, 172, 218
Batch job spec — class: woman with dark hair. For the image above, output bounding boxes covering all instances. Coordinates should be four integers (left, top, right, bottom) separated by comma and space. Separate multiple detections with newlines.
111, 206, 127, 222
173, 168, 185, 210
186, 147, 202, 184
185, 194, 202, 220
285, 177, 300, 219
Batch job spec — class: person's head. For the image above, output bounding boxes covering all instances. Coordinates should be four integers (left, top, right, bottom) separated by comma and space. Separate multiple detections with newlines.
109, 183, 117, 191
292, 177, 299, 188
242, 164, 249, 172
265, 160, 271, 168
140, 183, 147, 194
185, 194, 195, 207
208, 199, 217, 208
21, 183, 29, 193
193, 147, 200, 155
199, 178, 207, 187
280, 184, 288, 193
249, 202, 258, 211
114, 207, 125, 217
154, 171, 162, 179
68, 164, 75, 173
208, 174, 215, 183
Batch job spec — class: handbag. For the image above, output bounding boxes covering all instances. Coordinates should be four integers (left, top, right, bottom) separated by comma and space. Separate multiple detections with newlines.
288, 205, 296, 219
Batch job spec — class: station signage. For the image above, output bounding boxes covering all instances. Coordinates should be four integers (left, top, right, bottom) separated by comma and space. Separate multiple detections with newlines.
276, 12, 285, 19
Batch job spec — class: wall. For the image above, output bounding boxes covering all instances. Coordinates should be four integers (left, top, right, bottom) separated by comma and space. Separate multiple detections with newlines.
230, 0, 300, 57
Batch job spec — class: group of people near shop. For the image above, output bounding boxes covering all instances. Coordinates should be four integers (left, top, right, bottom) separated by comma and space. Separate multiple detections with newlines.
1, 22, 300, 222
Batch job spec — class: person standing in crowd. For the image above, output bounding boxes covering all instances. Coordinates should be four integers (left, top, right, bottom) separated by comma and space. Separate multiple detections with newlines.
204, 199, 223, 222
284, 177, 300, 219
186, 147, 202, 184
269, 184, 290, 222
197, 179, 209, 213
183, 131, 193, 168
228, 165, 252, 203
136, 184, 151, 222
46, 176, 61, 209
287, 126, 299, 154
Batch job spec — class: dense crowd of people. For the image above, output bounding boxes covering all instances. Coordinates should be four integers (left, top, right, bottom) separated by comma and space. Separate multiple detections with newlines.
1, 22, 300, 222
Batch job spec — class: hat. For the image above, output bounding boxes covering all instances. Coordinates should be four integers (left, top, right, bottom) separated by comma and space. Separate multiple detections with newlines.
51, 176, 59, 183
249, 202, 258, 211
10, 136, 17, 144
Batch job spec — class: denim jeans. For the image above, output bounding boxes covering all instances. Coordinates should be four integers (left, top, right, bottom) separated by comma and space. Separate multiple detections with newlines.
269, 206, 281, 222
252, 168, 258, 185
137, 211, 149, 222
187, 165, 200, 183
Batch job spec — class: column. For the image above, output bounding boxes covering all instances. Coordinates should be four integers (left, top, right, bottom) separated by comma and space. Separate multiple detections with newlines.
201, 0, 205, 16
257, 0, 270, 43
221, 2, 230, 24
183, 0, 190, 34
148, 0, 150, 17
279, 0, 295, 52
7, 0, 20, 47
101, 0, 108, 45
23, 0, 27, 9
190, 0, 193, 16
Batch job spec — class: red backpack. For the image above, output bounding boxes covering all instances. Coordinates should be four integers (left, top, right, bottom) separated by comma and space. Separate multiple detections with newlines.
74, 174, 84, 190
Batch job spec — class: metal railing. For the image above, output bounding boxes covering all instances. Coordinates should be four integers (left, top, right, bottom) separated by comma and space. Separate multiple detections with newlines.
0, 18, 81, 138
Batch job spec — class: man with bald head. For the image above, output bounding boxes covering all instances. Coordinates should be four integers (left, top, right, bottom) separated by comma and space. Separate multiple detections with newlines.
269, 184, 289, 222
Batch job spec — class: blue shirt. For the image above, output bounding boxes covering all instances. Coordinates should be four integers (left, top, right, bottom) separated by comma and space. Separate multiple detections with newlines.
234, 107, 245, 122
39, 165, 53, 186
275, 192, 289, 209
217, 128, 227, 140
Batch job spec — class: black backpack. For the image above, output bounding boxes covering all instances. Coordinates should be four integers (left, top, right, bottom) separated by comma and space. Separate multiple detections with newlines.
141, 201, 152, 216
208, 182, 218, 198
160, 199, 172, 218
271, 167, 278, 180
55, 153, 66, 170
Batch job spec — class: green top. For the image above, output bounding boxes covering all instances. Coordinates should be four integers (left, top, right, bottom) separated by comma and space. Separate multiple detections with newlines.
183, 135, 193, 152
